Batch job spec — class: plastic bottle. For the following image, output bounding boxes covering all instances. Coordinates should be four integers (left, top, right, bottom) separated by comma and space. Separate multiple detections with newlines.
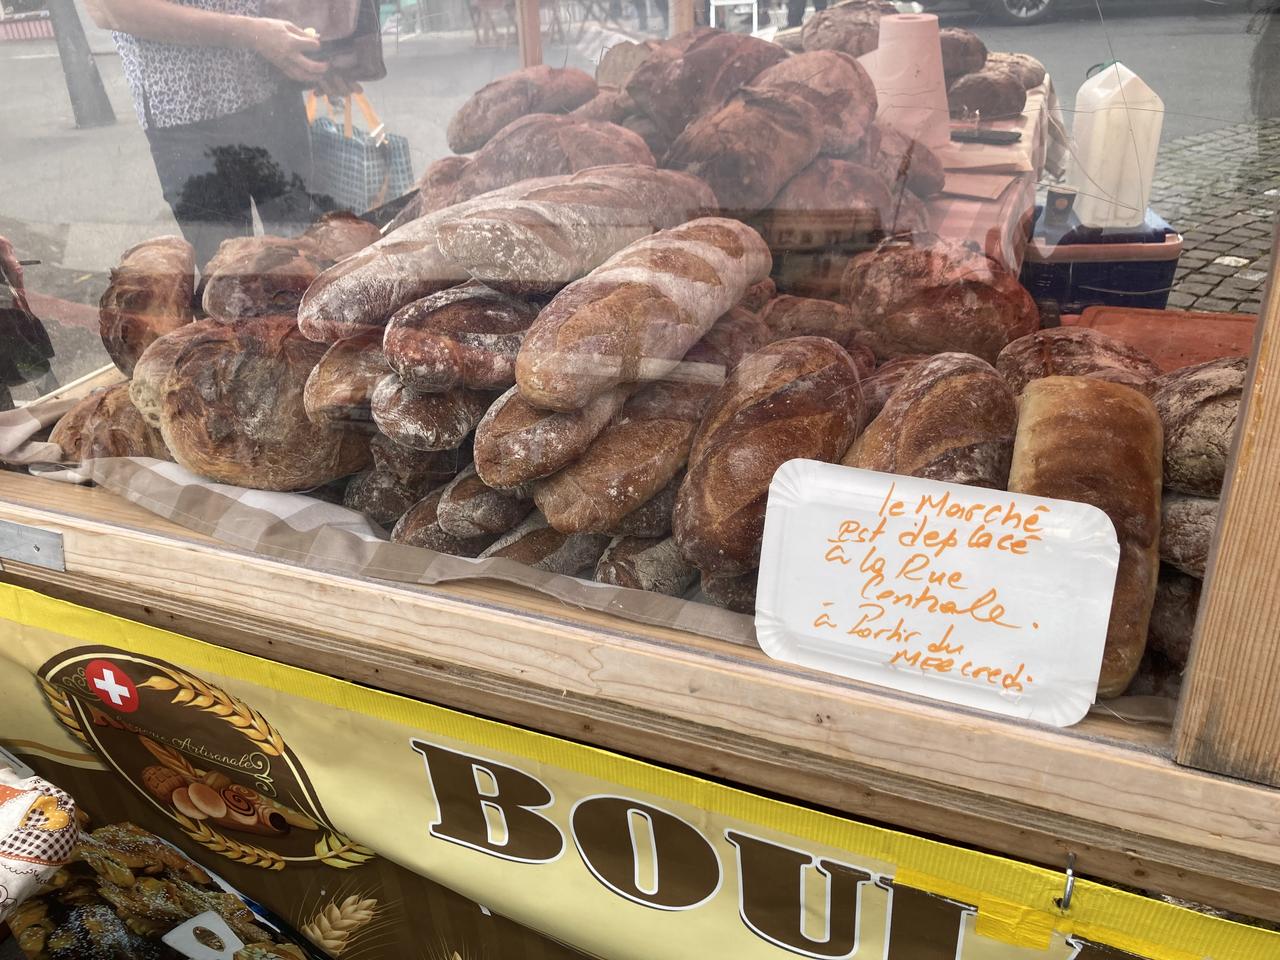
1068, 62, 1165, 229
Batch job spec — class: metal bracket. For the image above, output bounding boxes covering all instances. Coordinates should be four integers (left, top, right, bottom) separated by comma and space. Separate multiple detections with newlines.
0, 519, 66, 572
1055, 852, 1077, 912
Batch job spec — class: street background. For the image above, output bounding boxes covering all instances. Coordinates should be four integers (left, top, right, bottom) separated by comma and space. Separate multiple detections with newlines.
1, 0, 1276, 394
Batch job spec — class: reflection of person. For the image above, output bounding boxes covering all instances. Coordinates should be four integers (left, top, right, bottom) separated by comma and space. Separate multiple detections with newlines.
786, 0, 825, 28
88, 0, 335, 268
0, 236, 56, 412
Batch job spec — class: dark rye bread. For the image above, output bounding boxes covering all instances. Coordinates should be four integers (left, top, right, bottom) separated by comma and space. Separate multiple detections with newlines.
343, 467, 432, 527
949, 69, 1027, 120
1008, 376, 1163, 698
472, 385, 631, 489
1151, 355, 1248, 497
436, 465, 534, 538
383, 283, 538, 394
447, 65, 597, 153
99, 236, 195, 376
370, 432, 470, 485
749, 50, 877, 156
674, 337, 864, 575
532, 308, 770, 534
51, 382, 170, 462
516, 218, 772, 411
842, 352, 1016, 489
1160, 493, 1218, 578
595, 536, 698, 596
158, 316, 371, 490
391, 486, 498, 557
700, 569, 758, 613
201, 236, 320, 323
607, 471, 682, 537
370, 376, 496, 452
303, 331, 390, 432
997, 327, 1161, 396
1149, 566, 1201, 668
478, 512, 610, 575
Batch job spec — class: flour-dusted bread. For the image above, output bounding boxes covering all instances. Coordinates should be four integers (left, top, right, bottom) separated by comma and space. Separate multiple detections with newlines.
750, 50, 877, 156
383, 283, 538, 394
861, 355, 928, 421
301, 211, 381, 262
447, 64, 597, 153
1160, 493, 1218, 578
344, 467, 433, 527
478, 512, 610, 575
434, 166, 716, 295
370, 432, 469, 485
1008, 377, 1163, 698
99, 235, 195, 376
700, 569, 758, 613
985, 52, 1046, 90
50, 382, 170, 462
949, 69, 1027, 119
303, 331, 390, 432
391, 486, 500, 557
436, 465, 534, 538
607, 471, 682, 537
997, 327, 1162, 396
159, 315, 371, 489
841, 237, 1038, 363
516, 218, 772, 411
595, 536, 698, 596
1151, 355, 1248, 497
665, 88, 824, 214
842, 352, 1016, 488
674, 337, 864, 575
758, 295, 862, 350
201, 236, 320, 323
800, 1, 884, 57
625, 30, 787, 142
129, 320, 222, 428
751, 159, 892, 253
370, 376, 497, 452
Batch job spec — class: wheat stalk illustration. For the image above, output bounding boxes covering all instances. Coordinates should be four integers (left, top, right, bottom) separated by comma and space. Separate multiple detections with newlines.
139, 668, 286, 757
39, 678, 90, 746
174, 811, 286, 871
301, 894, 379, 956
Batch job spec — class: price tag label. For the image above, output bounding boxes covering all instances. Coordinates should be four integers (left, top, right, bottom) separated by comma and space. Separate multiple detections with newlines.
756, 461, 1119, 727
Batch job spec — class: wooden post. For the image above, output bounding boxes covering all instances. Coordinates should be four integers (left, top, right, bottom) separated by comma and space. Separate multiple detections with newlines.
1174, 220, 1280, 786
670, 0, 695, 35
516, 0, 543, 68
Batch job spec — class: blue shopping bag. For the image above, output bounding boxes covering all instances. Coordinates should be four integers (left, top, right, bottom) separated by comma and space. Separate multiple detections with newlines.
309, 93, 414, 214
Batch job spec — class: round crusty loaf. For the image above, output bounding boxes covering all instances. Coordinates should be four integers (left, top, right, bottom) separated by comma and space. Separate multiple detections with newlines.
1160, 492, 1218, 579
391, 486, 499, 557
159, 315, 371, 490
370, 376, 496, 452
985, 52, 1046, 91
948, 69, 1027, 119
1151, 355, 1247, 497
841, 237, 1038, 363
758, 295, 863, 351
843, 352, 1016, 489
674, 337, 864, 575
700, 569, 758, 613
750, 50, 877, 156
343, 467, 432, 527
740, 278, 776, 313
437, 465, 533, 539
130, 320, 222, 428
303, 331, 390, 433
478, 511, 610, 575
98, 235, 195, 376
447, 64, 597, 154
300, 211, 381, 262
940, 27, 988, 80
997, 327, 1162, 397
51, 382, 170, 462
800, 2, 883, 58
371, 432, 469, 485
595, 535, 698, 597
201, 236, 321, 323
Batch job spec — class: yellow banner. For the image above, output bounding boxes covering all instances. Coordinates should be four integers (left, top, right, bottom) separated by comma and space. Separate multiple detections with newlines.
2, 582, 1275, 960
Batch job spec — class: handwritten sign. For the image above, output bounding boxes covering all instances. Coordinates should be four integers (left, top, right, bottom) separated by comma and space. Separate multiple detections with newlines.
755, 461, 1120, 726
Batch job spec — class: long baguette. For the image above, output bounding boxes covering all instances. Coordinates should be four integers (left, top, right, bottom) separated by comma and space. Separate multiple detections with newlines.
516, 218, 772, 411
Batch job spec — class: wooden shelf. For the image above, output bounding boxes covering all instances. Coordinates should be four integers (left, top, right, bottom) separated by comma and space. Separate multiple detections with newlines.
2, 470, 1279, 919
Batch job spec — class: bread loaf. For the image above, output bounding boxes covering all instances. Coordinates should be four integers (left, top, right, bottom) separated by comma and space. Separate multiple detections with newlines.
1007, 376, 1163, 698
370, 376, 496, 452
861, 354, 928, 421
1160, 493, 1217, 578
473, 385, 631, 489
841, 237, 1038, 362
447, 65, 597, 153
595, 536, 698, 596
869, 125, 946, 199
665, 88, 824, 213
620, 113, 671, 160
985, 52, 1046, 90
301, 211, 381, 262
99, 236, 195, 376
477, 512, 610, 575
532, 308, 770, 533
740, 277, 776, 313
129, 320, 221, 428
750, 51, 877, 156
159, 316, 371, 489
597, 36, 675, 88
344, 467, 432, 527
391, 487, 499, 556
383, 283, 538, 395
450, 114, 655, 202
751, 159, 892, 252
949, 70, 1027, 119
516, 218, 772, 411
608, 471, 681, 537
437, 465, 534, 538
1151, 355, 1247, 497
370, 432, 468, 484
201, 236, 320, 323
800, 2, 882, 57
997, 327, 1162, 397
940, 27, 987, 80
625, 31, 787, 142
389, 156, 473, 230
759, 295, 861, 350
303, 331, 390, 432
434, 166, 716, 295
570, 87, 636, 123
842, 352, 1016, 488
1149, 566, 1200, 668
50, 383, 170, 462
700, 570, 757, 613
674, 337, 864, 574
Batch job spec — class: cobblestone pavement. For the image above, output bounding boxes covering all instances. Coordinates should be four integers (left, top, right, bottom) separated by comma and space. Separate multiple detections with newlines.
1151, 119, 1280, 314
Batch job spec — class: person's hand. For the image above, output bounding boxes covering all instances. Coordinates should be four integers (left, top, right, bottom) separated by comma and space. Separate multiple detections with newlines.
248, 18, 328, 84
0, 236, 26, 295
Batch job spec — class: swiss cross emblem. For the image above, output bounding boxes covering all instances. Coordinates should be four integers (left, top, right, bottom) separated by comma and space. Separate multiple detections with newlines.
84, 659, 139, 714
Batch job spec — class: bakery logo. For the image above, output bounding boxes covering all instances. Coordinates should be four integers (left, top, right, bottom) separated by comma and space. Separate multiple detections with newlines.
37, 645, 374, 874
